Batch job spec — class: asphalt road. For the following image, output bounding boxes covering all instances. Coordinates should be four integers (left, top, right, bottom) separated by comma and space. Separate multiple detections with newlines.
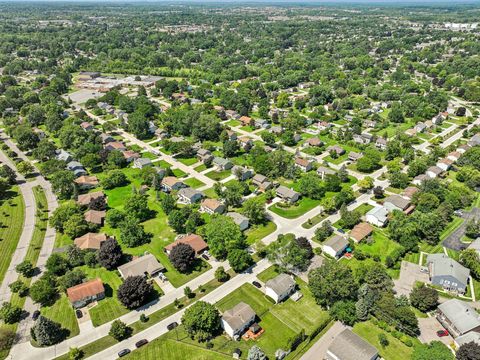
442, 207, 480, 251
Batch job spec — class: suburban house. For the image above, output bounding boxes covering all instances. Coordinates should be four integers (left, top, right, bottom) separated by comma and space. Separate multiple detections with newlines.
161, 177, 185, 192
414, 122, 427, 133
327, 145, 345, 156
200, 198, 226, 215
366, 206, 389, 227
349, 222, 373, 243
77, 191, 105, 207
412, 174, 429, 186
238, 137, 254, 151
80, 121, 94, 131
164, 234, 208, 256
225, 130, 237, 141
100, 133, 115, 144
306, 137, 323, 147
84, 209, 106, 226
322, 235, 349, 258
457, 144, 471, 154
426, 253, 470, 294
437, 158, 454, 171
105, 141, 126, 152
405, 128, 417, 137
325, 329, 379, 360
468, 133, 480, 147
317, 166, 336, 179
455, 332, 480, 349
67, 278, 105, 309
383, 195, 410, 212
296, 255, 324, 283
232, 166, 254, 181
402, 186, 420, 200
213, 157, 233, 171
122, 150, 140, 163
239, 116, 253, 127
265, 274, 296, 303
197, 148, 213, 163
353, 133, 372, 145
437, 299, 480, 338
276, 186, 300, 204
118, 254, 164, 279
227, 212, 249, 231
375, 137, 387, 150
252, 174, 273, 192
74, 232, 109, 250
447, 151, 461, 162
177, 188, 204, 204
426, 166, 444, 178
270, 125, 283, 135
56, 149, 72, 162
255, 118, 270, 129
67, 161, 87, 177
221, 302, 256, 339
294, 157, 313, 172
348, 151, 363, 162
74, 175, 99, 190
133, 158, 152, 169
467, 239, 480, 256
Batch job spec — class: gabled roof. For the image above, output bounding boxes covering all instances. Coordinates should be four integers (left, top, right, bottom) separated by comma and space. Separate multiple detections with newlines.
201, 198, 223, 211
323, 235, 349, 252
178, 187, 203, 200
222, 302, 256, 332
384, 194, 410, 211
67, 279, 104, 303
77, 191, 105, 206
366, 206, 388, 223
84, 209, 106, 225
327, 329, 378, 360
118, 254, 164, 278
164, 234, 208, 254
438, 299, 480, 334
74, 232, 108, 250
265, 274, 295, 295
427, 253, 470, 285
350, 223, 373, 242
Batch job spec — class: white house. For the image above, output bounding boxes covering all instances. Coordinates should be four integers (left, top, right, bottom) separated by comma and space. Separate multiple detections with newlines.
265, 274, 296, 303
366, 206, 389, 227
221, 302, 256, 339
322, 235, 349, 259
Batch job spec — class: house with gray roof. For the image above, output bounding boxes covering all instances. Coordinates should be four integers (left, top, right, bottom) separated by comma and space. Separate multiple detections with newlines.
227, 212, 249, 231
221, 302, 256, 339
56, 149, 72, 162
133, 158, 152, 169
317, 166, 336, 179
455, 331, 480, 348
366, 206, 389, 227
232, 166, 253, 181
322, 235, 349, 259
177, 188, 204, 205
265, 274, 296, 303
326, 329, 379, 360
426, 254, 470, 294
213, 157, 233, 171
467, 238, 480, 256
118, 254, 164, 279
384, 195, 410, 212
437, 299, 480, 337
276, 186, 300, 204
67, 161, 87, 177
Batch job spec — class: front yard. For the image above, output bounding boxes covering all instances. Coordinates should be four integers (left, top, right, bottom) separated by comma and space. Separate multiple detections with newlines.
269, 197, 320, 219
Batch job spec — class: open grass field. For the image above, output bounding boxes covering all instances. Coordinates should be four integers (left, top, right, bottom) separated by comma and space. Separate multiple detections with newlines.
245, 221, 277, 245
41, 294, 79, 338
0, 186, 25, 284
269, 197, 320, 219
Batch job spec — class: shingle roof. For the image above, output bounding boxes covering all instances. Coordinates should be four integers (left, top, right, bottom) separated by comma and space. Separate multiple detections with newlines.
265, 274, 295, 296
427, 253, 470, 285
222, 302, 256, 332
323, 235, 349, 252
327, 329, 378, 360
350, 223, 373, 242
67, 279, 104, 303
438, 299, 480, 334
74, 233, 108, 250
164, 234, 208, 255
118, 254, 164, 278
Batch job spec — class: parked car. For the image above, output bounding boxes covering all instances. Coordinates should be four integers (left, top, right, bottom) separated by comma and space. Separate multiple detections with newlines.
118, 349, 131, 357
167, 322, 178, 331
135, 339, 148, 348
32, 310, 40, 320
338, 229, 345, 234
252, 281, 262, 289
437, 330, 449, 337
75, 310, 83, 319
201, 253, 209, 261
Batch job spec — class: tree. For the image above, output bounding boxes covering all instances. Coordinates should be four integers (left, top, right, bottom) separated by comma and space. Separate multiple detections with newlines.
297, 173, 325, 199
329, 300, 358, 326
223, 140, 239, 157
373, 186, 384, 199
203, 215, 244, 259
456, 341, 480, 360
9, 279, 28, 296
309, 260, 358, 307
98, 238, 123, 270
14, 125, 39, 150
29, 279, 58, 306
241, 197, 266, 224
106, 209, 125, 228
68, 347, 84, 360
266, 234, 310, 272
16, 260, 34, 277
31, 316, 64, 346
412, 341, 454, 360
124, 193, 151, 222
295, 237, 313, 259
117, 276, 153, 309
109, 320, 132, 341
378, 333, 389, 348
120, 217, 151, 248
66, 244, 85, 267
50, 202, 82, 232
214, 266, 230, 282
169, 243, 195, 273
58, 269, 86, 292
63, 213, 88, 239
101, 170, 129, 189
50, 170, 75, 199
17, 161, 34, 176
460, 249, 480, 280
0, 328, 15, 351
409, 284, 438, 312
227, 249, 254, 273
388, 102, 404, 123
222, 181, 245, 208
247, 346, 267, 360
181, 301, 221, 342
314, 221, 333, 242
358, 176, 374, 192
46, 253, 70, 276
161, 194, 176, 215
0, 302, 22, 324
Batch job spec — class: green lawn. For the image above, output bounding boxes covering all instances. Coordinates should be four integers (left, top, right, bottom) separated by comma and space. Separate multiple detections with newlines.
194, 163, 207, 172
302, 212, 326, 229
41, 294, 79, 338
0, 186, 25, 284
183, 177, 205, 189
178, 157, 198, 166
356, 229, 403, 263
257, 265, 280, 283
172, 168, 187, 178
205, 170, 231, 181
245, 221, 277, 245
269, 197, 320, 219
356, 203, 374, 215
225, 119, 241, 127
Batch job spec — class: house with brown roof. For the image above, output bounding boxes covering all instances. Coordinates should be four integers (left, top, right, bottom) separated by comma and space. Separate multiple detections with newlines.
161, 177, 185, 192
239, 116, 253, 127
327, 145, 345, 156
349, 223, 373, 243
77, 191, 105, 207
80, 122, 94, 131
122, 150, 140, 163
200, 198, 225, 215
402, 186, 419, 200
164, 234, 208, 256
67, 279, 105, 309
74, 233, 109, 250
306, 137, 323, 147
295, 157, 313, 172
384, 195, 410, 212
105, 141, 126, 152
118, 254, 164, 279
437, 158, 453, 172
252, 174, 272, 192
238, 137, 253, 151
74, 175, 99, 190
84, 209, 106, 225
348, 151, 363, 162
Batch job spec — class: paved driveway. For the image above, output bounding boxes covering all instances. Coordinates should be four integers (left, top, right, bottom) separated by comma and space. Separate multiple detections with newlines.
418, 317, 453, 347
394, 261, 430, 297
443, 208, 480, 251
300, 321, 346, 360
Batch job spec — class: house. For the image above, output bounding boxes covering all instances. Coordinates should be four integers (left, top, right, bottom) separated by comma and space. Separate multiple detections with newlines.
164, 234, 208, 256
148, 121, 157, 134
327, 145, 345, 156
295, 157, 313, 172
232, 166, 253, 181
350, 223, 373, 243
227, 212, 249, 231
402, 186, 419, 200
317, 166, 336, 179
221, 302, 256, 339
225, 110, 240, 120
374, 137, 387, 150
74, 175, 99, 190
77, 191, 105, 207
276, 186, 300, 204
270, 126, 283, 135
366, 206, 389, 227
457, 144, 471, 154
255, 119, 270, 129
56, 149, 72, 162
405, 128, 417, 137
348, 151, 363, 162
74, 232, 108, 250
414, 122, 427, 133
213, 157, 233, 171
426, 165, 444, 178
80, 121, 94, 131
118, 254, 164, 279
296, 255, 324, 283
437, 299, 480, 338
265, 274, 296, 303
161, 177, 185, 192
84, 209, 106, 226
468, 133, 480, 147
238, 137, 254, 151
197, 148, 213, 163
225, 130, 237, 141
67, 279, 105, 309
364, 119, 377, 128
100, 133, 115, 144
437, 158, 453, 171
322, 235, 349, 258
412, 174, 429, 186
455, 332, 480, 348
317, 121, 332, 131
384, 195, 410, 212
67, 161, 87, 177
239, 116, 253, 127
447, 151, 461, 162
426, 254, 470, 294
133, 158, 152, 169
177, 188, 204, 204
200, 198, 225, 215
432, 114, 444, 125
78, 71, 100, 80
306, 137, 323, 147
122, 150, 140, 163
353, 133, 372, 145
326, 329, 379, 360
105, 141, 126, 152
425, 120, 434, 129
252, 174, 273, 192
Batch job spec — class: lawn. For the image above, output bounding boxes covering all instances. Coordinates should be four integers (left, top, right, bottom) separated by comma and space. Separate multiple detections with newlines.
302, 212, 327, 229
245, 221, 277, 245
269, 197, 321, 219
194, 163, 207, 172
356, 229, 403, 263
353, 321, 417, 360
0, 186, 25, 284
257, 265, 280, 283
183, 177, 205, 189
41, 294, 79, 338
356, 203, 374, 215
172, 168, 187, 178
205, 170, 231, 181
178, 157, 198, 166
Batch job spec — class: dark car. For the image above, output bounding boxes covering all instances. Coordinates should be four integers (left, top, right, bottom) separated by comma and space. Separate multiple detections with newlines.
135, 339, 148, 348
167, 322, 178, 331
201, 254, 209, 261
75, 309, 83, 319
252, 281, 262, 289
32, 310, 40, 321
437, 330, 449, 337
118, 349, 131, 357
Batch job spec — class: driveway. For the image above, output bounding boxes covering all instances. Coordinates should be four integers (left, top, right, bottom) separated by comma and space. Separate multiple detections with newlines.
418, 317, 453, 347
300, 321, 346, 360
394, 261, 430, 297
443, 208, 480, 251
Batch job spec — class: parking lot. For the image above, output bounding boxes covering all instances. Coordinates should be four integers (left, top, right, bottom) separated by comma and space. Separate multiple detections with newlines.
393, 261, 430, 296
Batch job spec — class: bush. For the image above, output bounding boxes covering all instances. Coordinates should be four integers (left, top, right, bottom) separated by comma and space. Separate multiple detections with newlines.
109, 320, 132, 341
